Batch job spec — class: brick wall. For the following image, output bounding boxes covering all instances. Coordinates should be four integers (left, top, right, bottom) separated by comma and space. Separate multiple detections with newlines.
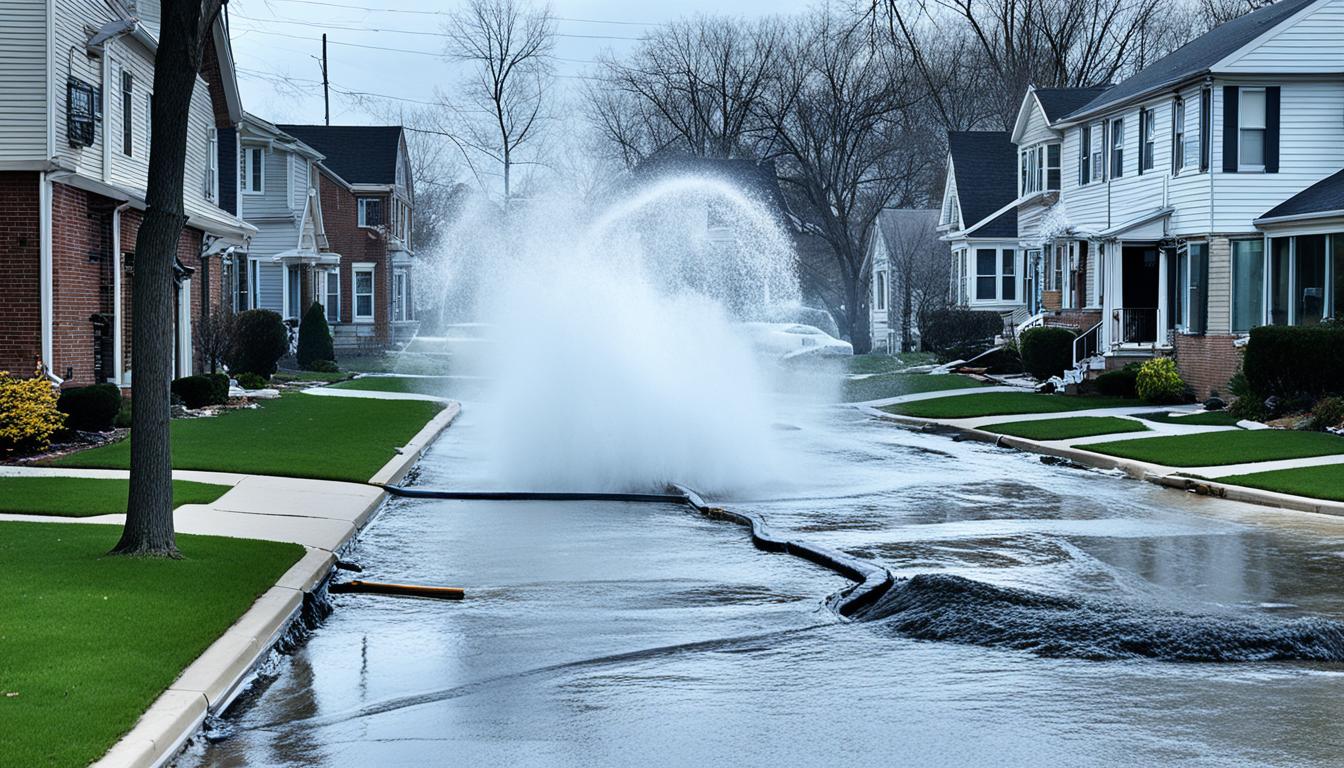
1043, 308, 1102, 331
0, 172, 41, 375
319, 170, 391, 347
1173, 333, 1242, 400
50, 182, 111, 384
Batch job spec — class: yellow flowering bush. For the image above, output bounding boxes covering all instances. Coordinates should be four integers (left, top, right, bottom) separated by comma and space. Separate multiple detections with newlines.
1136, 357, 1186, 404
0, 366, 66, 454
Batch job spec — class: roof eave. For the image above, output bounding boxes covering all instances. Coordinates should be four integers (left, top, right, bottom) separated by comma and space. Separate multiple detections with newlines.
1254, 208, 1344, 227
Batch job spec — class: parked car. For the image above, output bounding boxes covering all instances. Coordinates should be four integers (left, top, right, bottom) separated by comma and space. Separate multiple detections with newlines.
740, 322, 854, 361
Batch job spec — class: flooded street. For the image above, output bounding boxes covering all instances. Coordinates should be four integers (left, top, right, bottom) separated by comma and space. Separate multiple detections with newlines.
186, 403, 1344, 767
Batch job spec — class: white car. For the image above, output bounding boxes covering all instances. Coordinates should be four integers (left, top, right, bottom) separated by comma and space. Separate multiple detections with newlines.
740, 322, 854, 361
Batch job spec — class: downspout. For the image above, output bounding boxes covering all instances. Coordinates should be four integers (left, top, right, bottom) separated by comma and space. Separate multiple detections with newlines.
38, 173, 56, 382
112, 201, 132, 386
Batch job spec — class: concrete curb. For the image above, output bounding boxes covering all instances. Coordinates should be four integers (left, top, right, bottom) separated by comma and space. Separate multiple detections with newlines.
860, 405, 1344, 519
90, 398, 462, 768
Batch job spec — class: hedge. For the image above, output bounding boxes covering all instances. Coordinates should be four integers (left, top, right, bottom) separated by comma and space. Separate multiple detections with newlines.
225, 309, 288, 379
57, 384, 122, 432
1019, 326, 1076, 380
921, 308, 1004, 362
1243, 324, 1344, 403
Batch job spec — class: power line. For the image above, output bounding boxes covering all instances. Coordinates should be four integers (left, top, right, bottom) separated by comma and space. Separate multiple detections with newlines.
255, 0, 654, 26
231, 11, 644, 40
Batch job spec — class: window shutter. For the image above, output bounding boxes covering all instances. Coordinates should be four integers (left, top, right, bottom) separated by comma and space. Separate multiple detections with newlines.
1222, 86, 1239, 173
1265, 86, 1280, 173
1078, 128, 1088, 185
1191, 244, 1209, 335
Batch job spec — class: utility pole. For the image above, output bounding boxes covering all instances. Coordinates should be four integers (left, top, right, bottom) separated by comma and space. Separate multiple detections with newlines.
321, 33, 329, 126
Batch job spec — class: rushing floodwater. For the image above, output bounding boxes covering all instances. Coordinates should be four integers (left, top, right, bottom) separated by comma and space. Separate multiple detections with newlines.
183, 396, 1344, 767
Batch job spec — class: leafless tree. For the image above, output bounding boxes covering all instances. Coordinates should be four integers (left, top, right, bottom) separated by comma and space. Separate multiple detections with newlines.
881, 213, 950, 352
196, 304, 236, 375
443, 0, 556, 205
114, 0, 225, 557
591, 17, 784, 165
752, 15, 920, 354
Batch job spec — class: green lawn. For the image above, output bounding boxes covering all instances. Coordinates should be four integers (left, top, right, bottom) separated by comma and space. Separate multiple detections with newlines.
845, 352, 936, 375
1082, 430, 1344, 467
272, 370, 356, 383
981, 416, 1149, 441
844, 372, 986, 402
1217, 463, 1344, 502
0, 522, 302, 768
0, 477, 229, 517
50, 393, 443, 483
332, 376, 454, 396
884, 392, 1136, 419
1134, 410, 1245, 427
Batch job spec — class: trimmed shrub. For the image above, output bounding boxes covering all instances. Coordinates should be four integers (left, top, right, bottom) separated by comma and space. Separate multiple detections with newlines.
225, 309, 289, 378
0, 370, 65, 453
235, 372, 267, 391
1243, 324, 1344, 404
921, 308, 1004, 362
1136, 357, 1186, 404
1019, 327, 1076, 380
296, 302, 337, 369
305, 359, 339, 373
1093, 364, 1140, 399
56, 383, 122, 432
206, 372, 230, 404
114, 399, 132, 429
171, 376, 216, 409
1309, 396, 1344, 432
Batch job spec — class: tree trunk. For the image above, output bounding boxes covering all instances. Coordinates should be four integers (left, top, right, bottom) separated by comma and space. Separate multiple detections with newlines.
901, 283, 914, 352
113, 0, 216, 557
847, 279, 872, 354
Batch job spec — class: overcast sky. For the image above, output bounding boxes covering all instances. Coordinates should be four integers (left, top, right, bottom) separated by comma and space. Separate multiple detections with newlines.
227, 0, 821, 127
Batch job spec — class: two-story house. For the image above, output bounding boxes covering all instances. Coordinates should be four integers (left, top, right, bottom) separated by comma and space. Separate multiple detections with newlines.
868, 208, 942, 353
938, 132, 1023, 328
995, 0, 1344, 396
0, 0, 250, 387
229, 114, 338, 330
278, 125, 417, 353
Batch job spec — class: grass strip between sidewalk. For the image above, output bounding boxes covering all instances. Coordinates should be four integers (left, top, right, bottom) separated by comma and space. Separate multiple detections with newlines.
981, 416, 1149, 441
844, 372, 986, 402
1216, 463, 1344, 502
0, 477, 229, 517
0, 522, 302, 768
49, 393, 443, 483
885, 392, 1136, 419
1081, 429, 1344, 467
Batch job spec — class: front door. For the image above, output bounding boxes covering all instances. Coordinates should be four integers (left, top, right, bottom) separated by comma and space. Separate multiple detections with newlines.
1121, 246, 1160, 343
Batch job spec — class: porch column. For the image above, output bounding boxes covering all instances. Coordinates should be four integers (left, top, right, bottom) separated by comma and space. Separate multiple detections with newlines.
1157, 248, 1169, 341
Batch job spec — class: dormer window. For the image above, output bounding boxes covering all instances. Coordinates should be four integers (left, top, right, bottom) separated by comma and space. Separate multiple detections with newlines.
1020, 143, 1061, 194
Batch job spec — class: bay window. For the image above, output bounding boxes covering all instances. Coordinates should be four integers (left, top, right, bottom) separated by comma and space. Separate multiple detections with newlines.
974, 248, 1016, 302
1020, 143, 1061, 194
1231, 239, 1265, 333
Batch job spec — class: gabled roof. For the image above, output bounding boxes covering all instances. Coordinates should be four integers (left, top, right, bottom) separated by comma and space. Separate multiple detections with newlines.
1033, 86, 1112, 123
276, 125, 405, 185
1258, 168, 1344, 223
947, 131, 1017, 238
1063, 0, 1321, 121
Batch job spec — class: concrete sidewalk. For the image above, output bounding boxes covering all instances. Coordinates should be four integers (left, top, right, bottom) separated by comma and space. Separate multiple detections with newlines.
1, 391, 461, 768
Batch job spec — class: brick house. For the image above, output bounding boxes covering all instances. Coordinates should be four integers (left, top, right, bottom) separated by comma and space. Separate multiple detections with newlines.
276, 125, 417, 353
0, 0, 250, 387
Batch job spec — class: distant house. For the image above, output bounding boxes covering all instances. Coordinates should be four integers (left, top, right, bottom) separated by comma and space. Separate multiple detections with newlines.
868, 209, 943, 353
938, 132, 1022, 325
277, 125, 417, 353
230, 115, 334, 330
0, 0, 249, 386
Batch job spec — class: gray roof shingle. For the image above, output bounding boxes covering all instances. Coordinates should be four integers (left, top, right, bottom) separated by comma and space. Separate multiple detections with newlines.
947, 131, 1017, 238
1260, 168, 1344, 221
276, 124, 404, 185
876, 209, 940, 259
1034, 86, 1112, 123
1065, 0, 1321, 120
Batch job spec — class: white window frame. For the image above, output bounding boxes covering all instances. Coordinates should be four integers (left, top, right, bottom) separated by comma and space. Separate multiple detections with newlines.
393, 269, 409, 322
246, 257, 261, 310
974, 247, 1015, 303
1089, 123, 1105, 183
1139, 107, 1155, 173
324, 270, 341, 323
352, 263, 376, 322
1172, 97, 1187, 173
874, 269, 887, 311
205, 126, 218, 202
242, 147, 264, 195
1238, 87, 1267, 173
357, 197, 383, 229
1109, 117, 1125, 178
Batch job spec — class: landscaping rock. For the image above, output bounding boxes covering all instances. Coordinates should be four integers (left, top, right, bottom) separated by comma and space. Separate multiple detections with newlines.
1203, 396, 1227, 411
246, 388, 282, 400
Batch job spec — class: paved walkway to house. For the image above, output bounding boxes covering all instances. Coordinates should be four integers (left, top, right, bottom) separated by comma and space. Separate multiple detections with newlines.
3, 389, 461, 768
857, 388, 1344, 519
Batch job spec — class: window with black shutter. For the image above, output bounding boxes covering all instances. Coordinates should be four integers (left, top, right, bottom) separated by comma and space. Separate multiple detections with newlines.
67, 78, 99, 148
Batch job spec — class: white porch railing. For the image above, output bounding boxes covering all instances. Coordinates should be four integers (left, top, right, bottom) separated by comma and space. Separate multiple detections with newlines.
1072, 320, 1103, 366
